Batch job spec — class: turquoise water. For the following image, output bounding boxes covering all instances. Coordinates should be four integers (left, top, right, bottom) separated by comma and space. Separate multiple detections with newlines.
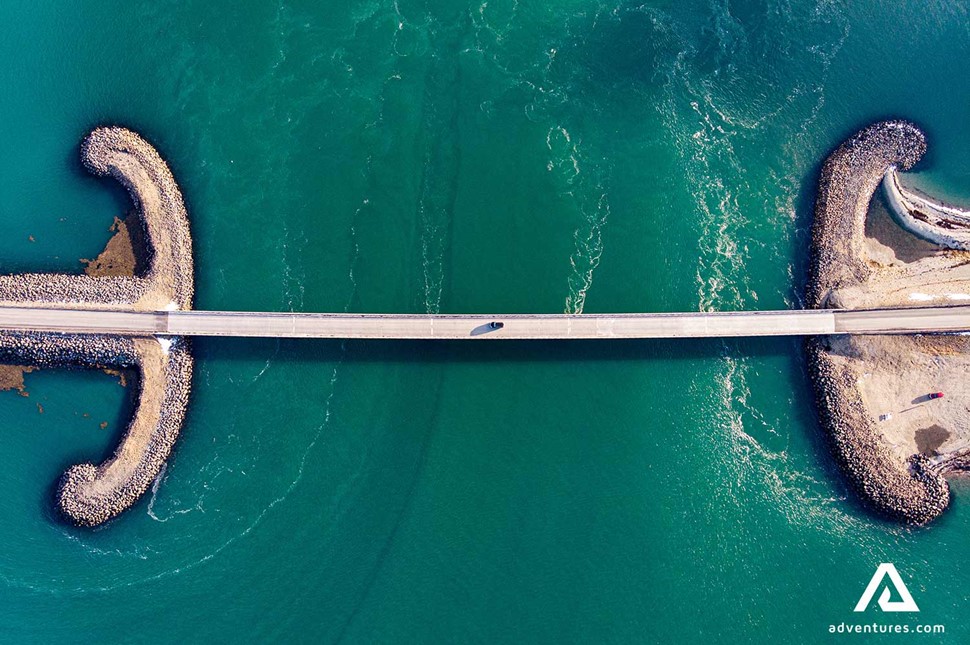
1, 0, 970, 642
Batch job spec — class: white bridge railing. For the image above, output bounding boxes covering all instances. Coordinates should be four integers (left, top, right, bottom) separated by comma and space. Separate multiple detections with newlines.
0, 305, 968, 339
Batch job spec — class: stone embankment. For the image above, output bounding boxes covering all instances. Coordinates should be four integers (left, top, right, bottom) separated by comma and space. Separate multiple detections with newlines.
807, 120, 964, 525
807, 337, 950, 524
0, 127, 194, 527
807, 120, 926, 308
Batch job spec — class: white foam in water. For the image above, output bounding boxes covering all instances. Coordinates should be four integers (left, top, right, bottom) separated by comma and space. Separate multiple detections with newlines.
157, 337, 173, 354
545, 124, 610, 315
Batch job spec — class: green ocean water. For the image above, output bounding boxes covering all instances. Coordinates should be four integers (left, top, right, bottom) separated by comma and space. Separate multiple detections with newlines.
2, 0, 970, 642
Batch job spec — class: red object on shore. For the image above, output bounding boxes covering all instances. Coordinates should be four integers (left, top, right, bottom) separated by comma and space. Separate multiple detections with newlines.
929, 392, 944, 400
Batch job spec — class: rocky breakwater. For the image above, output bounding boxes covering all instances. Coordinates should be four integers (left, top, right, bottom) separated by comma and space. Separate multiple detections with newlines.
0, 127, 194, 527
808, 120, 970, 525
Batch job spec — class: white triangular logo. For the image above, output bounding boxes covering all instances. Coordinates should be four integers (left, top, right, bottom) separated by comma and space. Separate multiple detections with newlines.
854, 563, 920, 613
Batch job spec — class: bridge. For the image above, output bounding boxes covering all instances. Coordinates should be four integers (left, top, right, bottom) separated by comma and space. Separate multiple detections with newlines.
17, 123, 970, 529
1, 304, 969, 339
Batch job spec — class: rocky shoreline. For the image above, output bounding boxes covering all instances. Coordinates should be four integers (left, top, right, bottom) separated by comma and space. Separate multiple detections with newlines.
807, 120, 967, 525
807, 337, 950, 524
0, 127, 194, 527
806, 120, 926, 308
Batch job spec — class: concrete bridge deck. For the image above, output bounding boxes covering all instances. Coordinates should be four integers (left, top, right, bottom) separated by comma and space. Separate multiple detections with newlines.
0, 304, 969, 339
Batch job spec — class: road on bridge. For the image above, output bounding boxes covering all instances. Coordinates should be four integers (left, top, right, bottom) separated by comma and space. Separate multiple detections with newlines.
0, 305, 968, 339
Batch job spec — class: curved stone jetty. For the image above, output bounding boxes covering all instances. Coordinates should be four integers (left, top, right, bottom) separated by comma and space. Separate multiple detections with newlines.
0, 127, 193, 311
0, 127, 193, 527
807, 120, 926, 309
808, 120, 970, 525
